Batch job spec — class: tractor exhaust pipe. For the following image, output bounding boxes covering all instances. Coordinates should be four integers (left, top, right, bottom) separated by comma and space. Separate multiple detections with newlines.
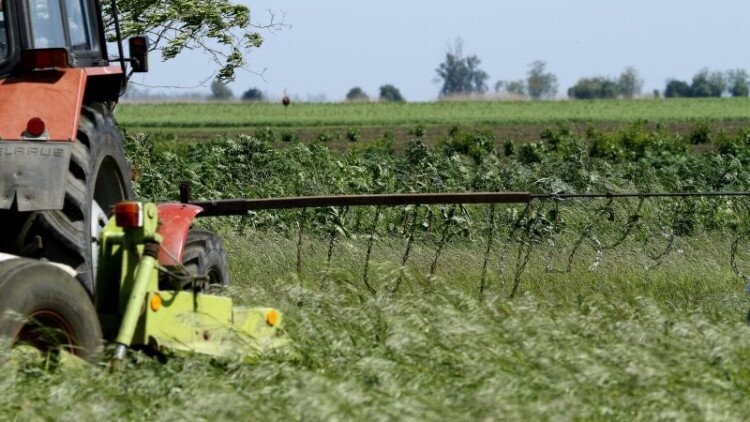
109, 0, 126, 74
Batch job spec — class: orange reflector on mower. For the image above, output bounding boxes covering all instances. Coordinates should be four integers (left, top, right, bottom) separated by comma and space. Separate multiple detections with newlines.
266, 309, 279, 327
26, 117, 45, 137
20, 48, 69, 71
150, 294, 162, 312
114, 202, 144, 228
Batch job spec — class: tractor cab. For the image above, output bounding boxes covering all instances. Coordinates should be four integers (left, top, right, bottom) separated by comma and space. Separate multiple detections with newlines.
0, 0, 113, 77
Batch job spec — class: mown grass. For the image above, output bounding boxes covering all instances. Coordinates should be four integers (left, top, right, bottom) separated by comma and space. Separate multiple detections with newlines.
117, 97, 750, 131
2, 232, 750, 420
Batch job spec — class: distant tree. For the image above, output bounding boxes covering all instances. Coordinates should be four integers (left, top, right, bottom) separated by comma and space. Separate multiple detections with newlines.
346, 87, 369, 102
495, 80, 526, 96
464, 55, 489, 94
436, 52, 466, 95
690, 75, 712, 97
210, 79, 233, 100
435, 39, 489, 96
618, 67, 643, 99
665, 70, 728, 99
526, 60, 557, 100
568, 78, 591, 99
706, 70, 726, 96
241, 87, 264, 101
379, 84, 405, 102
690, 68, 725, 97
726, 69, 749, 97
567, 77, 619, 99
664, 79, 691, 98
505, 80, 526, 96
600, 79, 620, 99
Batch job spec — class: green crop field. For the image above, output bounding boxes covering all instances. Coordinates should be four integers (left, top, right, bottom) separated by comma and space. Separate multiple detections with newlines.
5, 102, 750, 419
118, 98, 750, 129
117, 98, 750, 145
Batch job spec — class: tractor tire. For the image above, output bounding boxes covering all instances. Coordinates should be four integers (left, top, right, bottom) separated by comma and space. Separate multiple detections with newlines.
0, 258, 103, 361
14, 103, 133, 295
181, 229, 229, 291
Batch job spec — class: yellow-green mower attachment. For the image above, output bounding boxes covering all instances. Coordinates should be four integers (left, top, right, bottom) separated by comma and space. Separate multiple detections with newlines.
96, 202, 288, 360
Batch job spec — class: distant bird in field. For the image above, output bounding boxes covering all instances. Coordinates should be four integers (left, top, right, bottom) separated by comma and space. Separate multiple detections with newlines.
282, 90, 291, 107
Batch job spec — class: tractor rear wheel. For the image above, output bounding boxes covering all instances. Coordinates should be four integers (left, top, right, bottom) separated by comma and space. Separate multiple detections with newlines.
182, 229, 229, 291
14, 103, 133, 295
0, 259, 103, 361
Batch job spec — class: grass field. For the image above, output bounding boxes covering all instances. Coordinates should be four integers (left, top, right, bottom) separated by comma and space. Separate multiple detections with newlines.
118, 98, 750, 129
4, 99, 750, 419
2, 233, 750, 420
117, 97, 750, 145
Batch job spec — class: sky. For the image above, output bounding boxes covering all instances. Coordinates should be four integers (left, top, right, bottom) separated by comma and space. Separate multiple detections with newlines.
128, 0, 750, 102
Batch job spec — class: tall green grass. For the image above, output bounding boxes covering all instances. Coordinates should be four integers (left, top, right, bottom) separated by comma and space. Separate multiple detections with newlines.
1, 233, 749, 420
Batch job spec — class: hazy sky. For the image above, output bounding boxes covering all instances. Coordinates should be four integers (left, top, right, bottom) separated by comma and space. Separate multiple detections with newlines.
129, 0, 750, 101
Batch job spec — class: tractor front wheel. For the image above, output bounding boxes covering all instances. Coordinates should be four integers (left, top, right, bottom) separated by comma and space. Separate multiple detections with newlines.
0, 259, 103, 361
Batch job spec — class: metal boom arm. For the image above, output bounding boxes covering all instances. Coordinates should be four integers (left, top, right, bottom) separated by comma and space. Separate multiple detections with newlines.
178, 183, 750, 217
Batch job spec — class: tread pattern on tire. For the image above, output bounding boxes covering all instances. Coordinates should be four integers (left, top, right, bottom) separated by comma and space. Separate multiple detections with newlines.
182, 229, 230, 288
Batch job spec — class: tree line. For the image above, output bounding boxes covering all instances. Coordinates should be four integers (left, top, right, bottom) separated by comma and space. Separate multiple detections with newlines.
433, 42, 750, 100
664, 69, 748, 98
208, 42, 750, 102
209, 81, 406, 103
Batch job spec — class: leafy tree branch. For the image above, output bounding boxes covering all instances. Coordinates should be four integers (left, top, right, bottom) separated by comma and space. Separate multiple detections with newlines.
104, 0, 288, 82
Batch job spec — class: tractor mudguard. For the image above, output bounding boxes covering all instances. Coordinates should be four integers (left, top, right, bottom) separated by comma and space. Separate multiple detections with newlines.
0, 141, 71, 211
156, 203, 204, 266
0, 69, 85, 142
0, 66, 123, 142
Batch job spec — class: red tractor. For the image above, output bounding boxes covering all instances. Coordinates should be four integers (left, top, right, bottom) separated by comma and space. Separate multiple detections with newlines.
0, 0, 144, 292
0, 0, 288, 360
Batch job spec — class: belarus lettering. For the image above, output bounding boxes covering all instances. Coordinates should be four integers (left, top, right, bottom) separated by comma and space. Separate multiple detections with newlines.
0, 145, 65, 157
